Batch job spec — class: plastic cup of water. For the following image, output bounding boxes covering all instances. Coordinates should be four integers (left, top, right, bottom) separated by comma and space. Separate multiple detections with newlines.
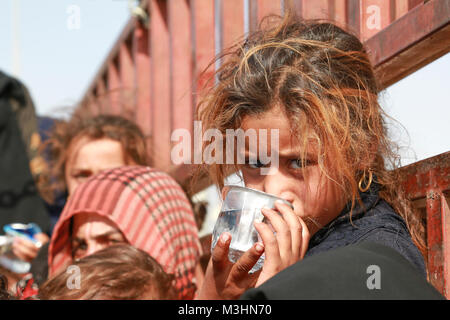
211, 185, 293, 273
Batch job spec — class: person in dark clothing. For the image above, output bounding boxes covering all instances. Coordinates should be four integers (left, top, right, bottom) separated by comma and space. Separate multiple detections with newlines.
0, 70, 51, 244
241, 242, 443, 300
194, 11, 429, 300
304, 181, 426, 278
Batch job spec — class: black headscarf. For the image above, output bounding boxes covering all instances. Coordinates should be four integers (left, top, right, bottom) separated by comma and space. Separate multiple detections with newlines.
0, 71, 50, 235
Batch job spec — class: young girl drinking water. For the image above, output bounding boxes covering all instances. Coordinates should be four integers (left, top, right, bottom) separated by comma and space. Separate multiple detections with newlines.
195, 12, 426, 299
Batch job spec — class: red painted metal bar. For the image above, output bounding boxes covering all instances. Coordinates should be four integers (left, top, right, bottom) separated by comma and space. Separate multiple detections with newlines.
86, 93, 99, 116
401, 153, 450, 200
287, 0, 303, 18
169, 0, 193, 133
95, 76, 107, 114
347, 0, 361, 37
334, 0, 347, 27
395, 0, 409, 19
119, 39, 136, 119
394, 0, 425, 20
248, 0, 259, 32
426, 185, 445, 295
256, 0, 283, 22
301, 0, 333, 20
409, 0, 425, 10
248, 0, 283, 33
191, 0, 215, 100
170, 0, 216, 184
222, 0, 245, 50
133, 20, 152, 161
107, 59, 122, 115
399, 152, 450, 297
443, 193, 450, 297
150, 0, 172, 171
168, 0, 196, 183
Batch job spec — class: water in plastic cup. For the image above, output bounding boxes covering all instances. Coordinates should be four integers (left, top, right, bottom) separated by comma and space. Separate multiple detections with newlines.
211, 186, 293, 273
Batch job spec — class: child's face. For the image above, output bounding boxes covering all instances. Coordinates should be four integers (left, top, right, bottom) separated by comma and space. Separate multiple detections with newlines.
239, 106, 347, 235
71, 213, 127, 260
65, 137, 131, 194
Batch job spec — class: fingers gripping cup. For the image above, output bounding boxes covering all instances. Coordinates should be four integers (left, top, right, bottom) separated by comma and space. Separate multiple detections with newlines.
211, 186, 293, 273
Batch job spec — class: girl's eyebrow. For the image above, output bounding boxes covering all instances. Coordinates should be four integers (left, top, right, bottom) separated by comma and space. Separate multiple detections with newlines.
91, 230, 123, 240
278, 151, 316, 159
70, 168, 92, 174
242, 149, 312, 157
72, 230, 122, 242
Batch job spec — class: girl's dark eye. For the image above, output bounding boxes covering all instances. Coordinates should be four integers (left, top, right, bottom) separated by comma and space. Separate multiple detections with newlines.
290, 159, 312, 169
72, 170, 92, 180
107, 238, 123, 245
72, 242, 87, 258
246, 158, 266, 169
76, 174, 90, 179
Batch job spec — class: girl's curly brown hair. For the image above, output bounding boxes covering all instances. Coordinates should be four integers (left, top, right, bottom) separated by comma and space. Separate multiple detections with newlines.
195, 12, 426, 258
39, 114, 149, 201
38, 244, 176, 300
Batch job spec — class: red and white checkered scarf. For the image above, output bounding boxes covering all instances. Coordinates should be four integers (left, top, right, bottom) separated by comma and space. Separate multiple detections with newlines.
48, 166, 202, 299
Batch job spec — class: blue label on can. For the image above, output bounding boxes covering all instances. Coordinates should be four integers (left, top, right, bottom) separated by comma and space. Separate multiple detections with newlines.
3, 223, 41, 243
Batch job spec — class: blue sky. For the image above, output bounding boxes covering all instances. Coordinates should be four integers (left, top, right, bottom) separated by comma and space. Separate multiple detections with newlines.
0, 0, 130, 117
0, 0, 449, 166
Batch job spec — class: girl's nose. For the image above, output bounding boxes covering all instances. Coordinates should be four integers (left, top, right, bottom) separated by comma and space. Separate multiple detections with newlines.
262, 167, 285, 197
86, 242, 101, 257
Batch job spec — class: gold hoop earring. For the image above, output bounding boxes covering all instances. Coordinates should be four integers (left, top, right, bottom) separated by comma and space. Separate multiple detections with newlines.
358, 169, 373, 193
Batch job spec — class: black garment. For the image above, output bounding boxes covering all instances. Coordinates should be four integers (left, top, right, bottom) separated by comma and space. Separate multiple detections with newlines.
29, 241, 49, 286
241, 242, 444, 300
305, 181, 426, 277
0, 71, 51, 235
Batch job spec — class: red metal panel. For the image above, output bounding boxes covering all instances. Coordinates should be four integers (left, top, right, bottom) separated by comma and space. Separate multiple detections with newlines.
408, 0, 424, 10
302, 0, 333, 20
86, 92, 99, 116
169, 0, 193, 133
222, 0, 244, 49
150, 0, 172, 171
359, 0, 393, 41
119, 39, 136, 119
443, 193, 450, 297
426, 186, 445, 295
334, 0, 347, 28
191, 0, 215, 99
400, 152, 450, 297
287, 0, 303, 18
395, 0, 409, 19
395, 0, 424, 19
257, 0, 283, 22
248, 0, 259, 32
107, 59, 122, 115
96, 77, 107, 114
247, 0, 282, 33
347, 0, 361, 37
287, 0, 345, 27
133, 20, 152, 159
